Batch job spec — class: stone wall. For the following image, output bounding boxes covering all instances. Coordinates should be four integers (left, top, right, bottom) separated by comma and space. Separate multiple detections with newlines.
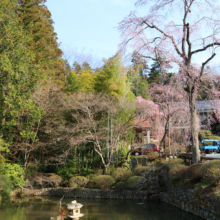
11, 188, 148, 200
159, 187, 220, 220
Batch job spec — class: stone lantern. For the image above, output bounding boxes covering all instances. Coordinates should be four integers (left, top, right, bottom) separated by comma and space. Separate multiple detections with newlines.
66, 200, 84, 219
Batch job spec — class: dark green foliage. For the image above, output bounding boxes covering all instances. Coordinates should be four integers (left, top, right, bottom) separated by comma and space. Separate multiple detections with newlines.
147, 61, 161, 84
57, 156, 94, 181
147, 60, 173, 85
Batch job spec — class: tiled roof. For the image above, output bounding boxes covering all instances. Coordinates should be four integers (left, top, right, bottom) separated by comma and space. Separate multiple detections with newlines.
134, 118, 151, 129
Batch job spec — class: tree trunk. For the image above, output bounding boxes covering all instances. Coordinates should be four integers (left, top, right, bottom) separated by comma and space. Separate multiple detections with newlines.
160, 117, 169, 150
103, 165, 108, 174
189, 89, 200, 163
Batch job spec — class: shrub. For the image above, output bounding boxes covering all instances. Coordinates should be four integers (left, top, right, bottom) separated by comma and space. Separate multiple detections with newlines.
164, 158, 185, 170
114, 182, 126, 190
147, 152, 159, 161
160, 159, 187, 182
111, 168, 132, 182
126, 176, 145, 190
46, 174, 62, 187
95, 175, 115, 190
198, 160, 220, 184
170, 165, 188, 183
69, 176, 88, 188
0, 164, 26, 188
86, 174, 98, 181
69, 182, 78, 189
184, 163, 203, 179
105, 166, 116, 175
0, 175, 12, 197
133, 166, 148, 176
86, 180, 95, 189
86, 174, 99, 188
169, 165, 187, 177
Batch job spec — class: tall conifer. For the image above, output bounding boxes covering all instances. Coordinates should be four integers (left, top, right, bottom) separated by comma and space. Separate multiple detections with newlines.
0, 0, 38, 141
18, 0, 64, 80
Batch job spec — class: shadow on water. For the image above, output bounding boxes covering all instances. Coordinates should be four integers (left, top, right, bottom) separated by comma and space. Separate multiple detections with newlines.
0, 196, 203, 220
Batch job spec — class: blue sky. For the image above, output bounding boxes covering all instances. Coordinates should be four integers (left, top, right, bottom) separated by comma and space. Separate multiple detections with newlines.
45, 0, 137, 66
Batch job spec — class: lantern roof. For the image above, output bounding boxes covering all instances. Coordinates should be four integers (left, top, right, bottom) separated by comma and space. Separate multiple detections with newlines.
67, 200, 83, 210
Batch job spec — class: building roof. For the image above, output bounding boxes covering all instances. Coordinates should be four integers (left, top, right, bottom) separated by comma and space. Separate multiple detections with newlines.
134, 118, 151, 129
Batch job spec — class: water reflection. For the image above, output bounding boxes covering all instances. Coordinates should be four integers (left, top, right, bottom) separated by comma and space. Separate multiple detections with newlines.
0, 196, 203, 220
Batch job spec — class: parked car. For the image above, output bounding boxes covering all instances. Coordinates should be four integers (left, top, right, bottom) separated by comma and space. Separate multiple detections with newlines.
199, 139, 220, 154
131, 144, 159, 156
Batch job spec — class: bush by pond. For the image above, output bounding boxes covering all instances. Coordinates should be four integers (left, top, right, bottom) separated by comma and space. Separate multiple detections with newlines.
69, 176, 88, 188
114, 182, 126, 190
126, 176, 145, 190
95, 175, 115, 190
184, 163, 203, 179
46, 174, 62, 187
111, 168, 132, 182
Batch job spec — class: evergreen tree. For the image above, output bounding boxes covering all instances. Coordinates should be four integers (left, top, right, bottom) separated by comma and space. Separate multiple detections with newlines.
147, 61, 161, 84
148, 60, 173, 85
0, 0, 40, 142
18, 0, 64, 80
129, 52, 149, 99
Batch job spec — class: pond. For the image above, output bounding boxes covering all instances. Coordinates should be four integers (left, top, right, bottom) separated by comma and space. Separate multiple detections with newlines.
0, 196, 203, 220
